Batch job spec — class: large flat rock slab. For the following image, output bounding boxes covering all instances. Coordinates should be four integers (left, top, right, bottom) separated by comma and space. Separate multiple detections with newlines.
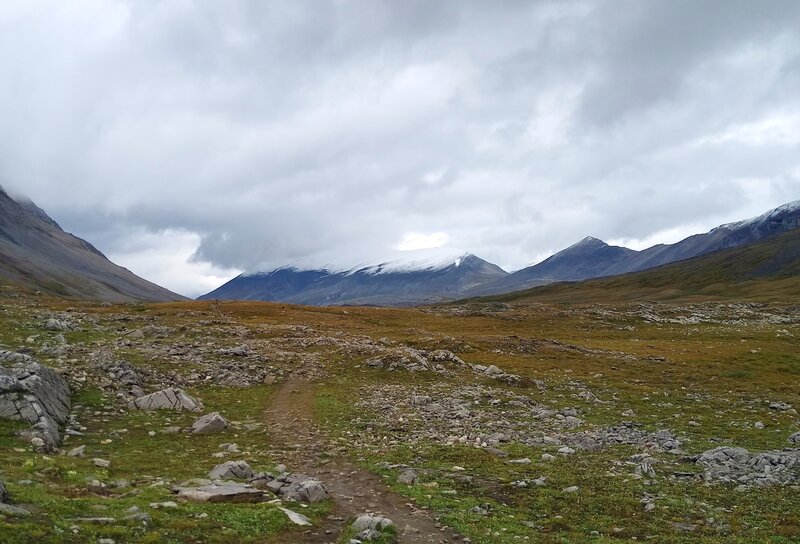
174, 483, 266, 503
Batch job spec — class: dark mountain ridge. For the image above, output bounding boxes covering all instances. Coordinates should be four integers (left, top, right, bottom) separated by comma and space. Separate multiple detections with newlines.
466, 200, 800, 297
0, 186, 184, 302
200, 253, 508, 306
475, 226, 800, 305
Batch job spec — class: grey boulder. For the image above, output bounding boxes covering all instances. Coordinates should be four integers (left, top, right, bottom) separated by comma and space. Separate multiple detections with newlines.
128, 388, 202, 412
191, 412, 229, 434
209, 460, 254, 480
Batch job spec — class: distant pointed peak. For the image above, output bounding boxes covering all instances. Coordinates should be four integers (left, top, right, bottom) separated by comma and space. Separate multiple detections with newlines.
570, 236, 608, 249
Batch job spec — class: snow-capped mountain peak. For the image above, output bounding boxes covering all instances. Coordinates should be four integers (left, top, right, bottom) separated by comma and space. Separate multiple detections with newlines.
353, 248, 472, 275
715, 200, 800, 232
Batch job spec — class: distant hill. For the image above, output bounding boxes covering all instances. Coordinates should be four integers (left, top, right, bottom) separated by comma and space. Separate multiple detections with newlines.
467, 200, 800, 297
0, 186, 184, 302
199, 251, 508, 306
474, 227, 800, 304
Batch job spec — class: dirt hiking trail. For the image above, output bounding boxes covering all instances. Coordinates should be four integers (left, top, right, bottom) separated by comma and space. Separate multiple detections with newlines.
264, 377, 464, 543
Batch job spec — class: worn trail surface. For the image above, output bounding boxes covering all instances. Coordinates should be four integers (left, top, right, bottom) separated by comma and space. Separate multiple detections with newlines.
264, 378, 462, 543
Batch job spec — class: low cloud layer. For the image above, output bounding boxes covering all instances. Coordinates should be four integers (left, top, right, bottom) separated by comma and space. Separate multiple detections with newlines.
2, 1, 799, 297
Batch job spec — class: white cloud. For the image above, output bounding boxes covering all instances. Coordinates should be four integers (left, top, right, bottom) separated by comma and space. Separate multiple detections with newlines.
395, 232, 450, 252
0, 0, 799, 290
107, 229, 241, 298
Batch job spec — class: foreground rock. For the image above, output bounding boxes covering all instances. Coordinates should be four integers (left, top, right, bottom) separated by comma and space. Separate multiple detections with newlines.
0, 480, 29, 517
251, 472, 329, 503
351, 514, 396, 542
209, 460, 255, 480
128, 388, 202, 412
192, 412, 229, 434
174, 482, 265, 503
697, 446, 800, 486
0, 351, 71, 451
279, 507, 312, 526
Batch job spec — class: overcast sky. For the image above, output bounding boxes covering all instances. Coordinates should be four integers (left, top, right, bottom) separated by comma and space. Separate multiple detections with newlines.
2, 1, 800, 297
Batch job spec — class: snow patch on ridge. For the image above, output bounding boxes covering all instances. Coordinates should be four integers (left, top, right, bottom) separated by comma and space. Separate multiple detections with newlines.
354, 248, 471, 275
243, 248, 472, 277
714, 200, 800, 232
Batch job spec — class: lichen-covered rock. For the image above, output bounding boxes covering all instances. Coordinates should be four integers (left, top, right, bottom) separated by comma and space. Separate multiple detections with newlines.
128, 388, 202, 412
192, 412, 229, 434
0, 351, 71, 451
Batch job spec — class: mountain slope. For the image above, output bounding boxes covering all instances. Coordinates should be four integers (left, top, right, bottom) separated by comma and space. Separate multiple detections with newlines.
199, 252, 508, 306
469, 200, 800, 296
476, 227, 800, 304
0, 186, 184, 302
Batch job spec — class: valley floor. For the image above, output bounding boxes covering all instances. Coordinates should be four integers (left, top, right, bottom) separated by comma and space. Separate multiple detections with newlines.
1, 286, 799, 543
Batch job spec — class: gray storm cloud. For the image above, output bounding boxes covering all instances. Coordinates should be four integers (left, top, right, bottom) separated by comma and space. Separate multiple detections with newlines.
1, 0, 799, 297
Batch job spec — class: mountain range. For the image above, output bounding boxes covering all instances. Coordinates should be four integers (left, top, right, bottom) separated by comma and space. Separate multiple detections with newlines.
482, 223, 800, 305
0, 186, 182, 302
1, 187, 798, 306
199, 251, 507, 306
200, 200, 800, 305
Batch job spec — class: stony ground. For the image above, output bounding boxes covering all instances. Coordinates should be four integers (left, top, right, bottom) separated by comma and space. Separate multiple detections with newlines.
0, 287, 799, 543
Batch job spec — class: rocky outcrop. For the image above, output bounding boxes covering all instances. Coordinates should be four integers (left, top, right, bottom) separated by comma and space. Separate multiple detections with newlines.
43, 318, 79, 332
251, 472, 329, 503
128, 388, 202, 412
565, 424, 682, 453
697, 446, 800, 486
0, 351, 71, 451
94, 359, 146, 399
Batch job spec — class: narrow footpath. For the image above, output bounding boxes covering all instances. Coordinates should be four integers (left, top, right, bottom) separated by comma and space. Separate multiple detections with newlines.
263, 378, 464, 543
